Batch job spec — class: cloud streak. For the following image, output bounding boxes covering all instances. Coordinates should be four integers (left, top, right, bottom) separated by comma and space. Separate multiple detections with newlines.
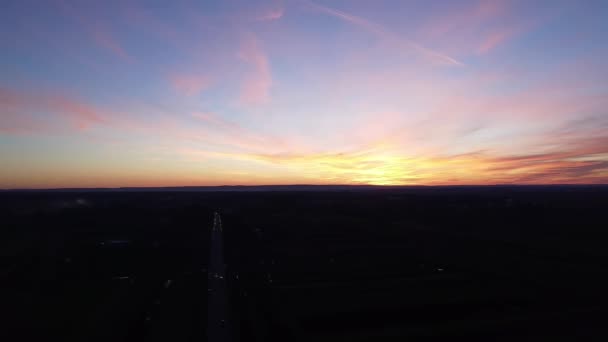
56, 0, 134, 62
0, 85, 108, 133
303, 0, 463, 66
207, 142, 608, 185
256, 7, 284, 21
476, 27, 518, 54
238, 33, 272, 105
169, 74, 211, 96
416, 0, 525, 56
191, 111, 299, 153
176, 110, 608, 185
420, 0, 508, 38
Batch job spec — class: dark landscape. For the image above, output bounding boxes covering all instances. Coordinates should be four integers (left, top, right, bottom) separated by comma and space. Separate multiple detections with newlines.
2, 185, 608, 341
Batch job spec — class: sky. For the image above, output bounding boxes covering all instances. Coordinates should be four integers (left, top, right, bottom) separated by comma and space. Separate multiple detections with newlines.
1, 0, 607, 188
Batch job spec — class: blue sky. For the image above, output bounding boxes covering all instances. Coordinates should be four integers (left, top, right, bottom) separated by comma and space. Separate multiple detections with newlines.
1, 0, 608, 188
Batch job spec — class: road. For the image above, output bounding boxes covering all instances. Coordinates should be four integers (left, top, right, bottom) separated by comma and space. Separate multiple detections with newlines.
208, 212, 230, 341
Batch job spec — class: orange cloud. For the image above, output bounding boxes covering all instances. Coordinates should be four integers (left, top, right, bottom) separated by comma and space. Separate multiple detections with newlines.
174, 119, 608, 186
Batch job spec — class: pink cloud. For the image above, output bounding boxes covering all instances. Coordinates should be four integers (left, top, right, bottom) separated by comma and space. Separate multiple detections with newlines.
46, 95, 106, 129
191, 111, 295, 153
169, 74, 211, 96
191, 111, 317, 157
0, 85, 108, 132
0, 115, 50, 135
191, 112, 244, 134
191, 111, 220, 123
313, 59, 608, 163
56, 0, 134, 62
122, 3, 199, 56
90, 28, 132, 62
303, 0, 463, 66
238, 33, 272, 105
256, 7, 284, 21
414, 0, 525, 56
0, 87, 24, 108
1, 87, 52, 134
422, 0, 508, 38
482, 132, 608, 184
477, 26, 520, 54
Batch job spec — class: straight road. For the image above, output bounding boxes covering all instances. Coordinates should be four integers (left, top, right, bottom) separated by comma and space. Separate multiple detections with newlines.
208, 212, 229, 341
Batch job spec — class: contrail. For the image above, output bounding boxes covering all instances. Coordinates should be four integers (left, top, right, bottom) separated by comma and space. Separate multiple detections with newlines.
301, 0, 463, 67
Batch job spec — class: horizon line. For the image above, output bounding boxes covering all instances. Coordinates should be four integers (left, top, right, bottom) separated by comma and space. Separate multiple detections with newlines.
2, 183, 607, 191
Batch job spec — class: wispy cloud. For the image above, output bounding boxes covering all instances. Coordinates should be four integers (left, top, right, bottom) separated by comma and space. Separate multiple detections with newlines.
302, 0, 463, 66
0, 111, 53, 135
169, 73, 211, 96
176, 105, 608, 185
476, 27, 516, 54
0, 85, 107, 132
188, 135, 608, 185
121, 2, 202, 56
256, 7, 284, 21
56, 0, 134, 62
2, 0, 606, 187
416, 0, 524, 56
191, 111, 296, 153
420, 0, 508, 38
90, 27, 133, 62
238, 33, 272, 105
192, 112, 241, 131
483, 133, 608, 184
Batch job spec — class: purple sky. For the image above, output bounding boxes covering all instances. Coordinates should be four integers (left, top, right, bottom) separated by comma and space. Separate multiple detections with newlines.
1, 0, 607, 188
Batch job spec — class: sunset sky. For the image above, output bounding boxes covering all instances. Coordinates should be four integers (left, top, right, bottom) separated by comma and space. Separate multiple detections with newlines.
1, 0, 607, 188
